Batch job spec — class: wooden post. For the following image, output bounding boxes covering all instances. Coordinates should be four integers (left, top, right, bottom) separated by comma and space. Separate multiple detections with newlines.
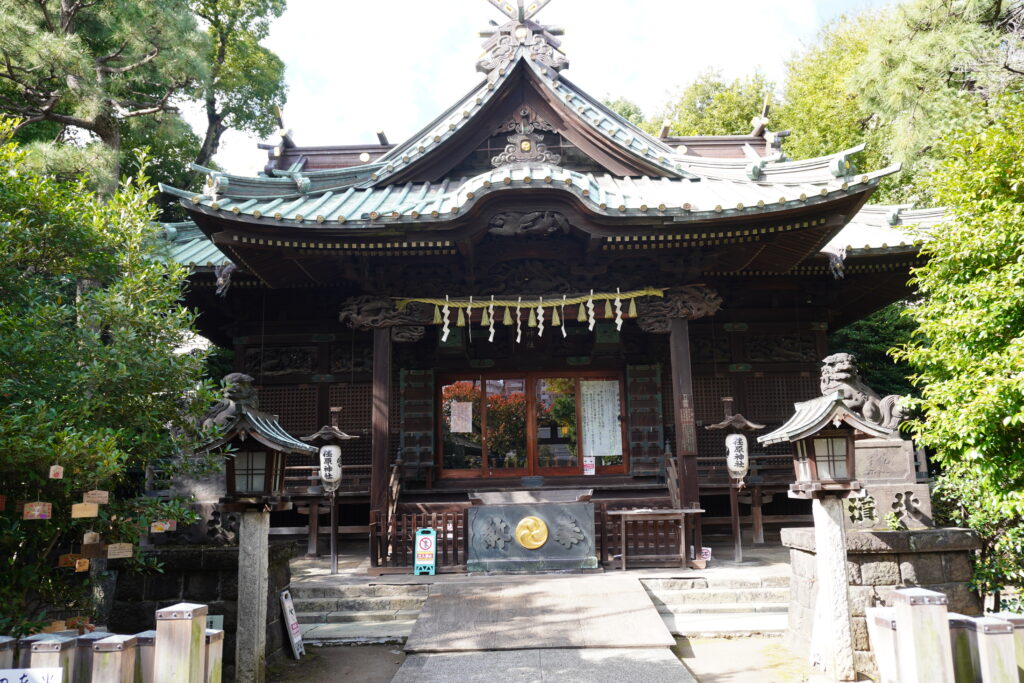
306, 502, 320, 557
809, 496, 856, 680
237, 510, 270, 683
18, 631, 76, 668
30, 636, 77, 680
997, 613, 1024, 682
892, 587, 954, 683
75, 630, 115, 683
751, 485, 765, 545
947, 613, 980, 681
973, 616, 1017, 682
370, 327, 392, 515
0, 635, 14, 669
155, 602, 208, 683
729, 482, 742, 563
669, 318, 701, 550
134, 630, 157, 683
91, 634, 137, 683
205, 629, 225, 683
865, 607, 900, 683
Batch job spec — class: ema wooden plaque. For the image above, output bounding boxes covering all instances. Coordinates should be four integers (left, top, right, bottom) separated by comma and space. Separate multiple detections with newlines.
75, 558, 91, 572
83, 490, 109, 504
83, 531, 101, 544
23, 501, 52, 520
58, 553, 83, 568
81, 542, 106, 558
71, 502, 99, 519
149, 519, 177, 533
48, 465, 64, 479
106, 543, 133, 559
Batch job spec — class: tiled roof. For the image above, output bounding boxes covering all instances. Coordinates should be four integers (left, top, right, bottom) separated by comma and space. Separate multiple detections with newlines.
758, 392, 895, 445
159, 221, 230, 267
161, 161, 897, 230
824, 206, 946, 254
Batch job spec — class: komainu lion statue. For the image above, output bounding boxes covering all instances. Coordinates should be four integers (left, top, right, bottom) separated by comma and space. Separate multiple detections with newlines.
820, 353, 906, 430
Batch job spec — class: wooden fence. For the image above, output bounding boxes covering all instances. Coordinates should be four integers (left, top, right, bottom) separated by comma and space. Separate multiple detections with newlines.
0, 602, 224, 682
369, 503, 686, 570
868, 588, 1024, 682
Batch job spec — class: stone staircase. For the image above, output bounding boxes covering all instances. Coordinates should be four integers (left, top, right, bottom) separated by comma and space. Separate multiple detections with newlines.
641, 575, 790, 637
290, 582, 428, 644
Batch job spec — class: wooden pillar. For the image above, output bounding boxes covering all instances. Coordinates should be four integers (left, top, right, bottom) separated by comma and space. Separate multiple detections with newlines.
30, 636, 77, 678
810, 496, 856, 681
370, 328, 392, 514
669, 318, 701, 550
751, 485, 765, 545
134, 630, 157, 683
306, 503, 320, 557
236, 510, 270, 683
0, 635, 14, 669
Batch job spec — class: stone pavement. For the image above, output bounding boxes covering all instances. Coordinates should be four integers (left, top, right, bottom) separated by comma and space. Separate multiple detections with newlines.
393, 575, 695, 682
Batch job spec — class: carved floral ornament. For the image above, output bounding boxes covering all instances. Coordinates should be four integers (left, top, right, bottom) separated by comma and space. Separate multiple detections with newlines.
340, 285, 723, 343
478, 1, 567, 80
491, 106, 561, 167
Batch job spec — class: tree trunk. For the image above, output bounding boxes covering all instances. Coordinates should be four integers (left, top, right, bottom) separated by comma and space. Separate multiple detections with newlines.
194, 113, 226, 169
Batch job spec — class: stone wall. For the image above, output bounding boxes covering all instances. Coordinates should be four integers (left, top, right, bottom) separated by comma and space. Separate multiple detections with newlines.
108, 542, 295, 678
782, 527, 981, 677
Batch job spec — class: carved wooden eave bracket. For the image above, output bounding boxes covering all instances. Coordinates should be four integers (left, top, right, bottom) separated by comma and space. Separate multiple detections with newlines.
636, 285, 723, 333
338, 295, 433, 343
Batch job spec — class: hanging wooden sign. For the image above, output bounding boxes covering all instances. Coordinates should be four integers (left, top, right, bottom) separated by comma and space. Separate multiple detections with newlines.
83, 531, 101, 544
81, 543, 106, 559
75, 558, 90, 573
83, 490, 109, 504
23, 502, 52, 520
58, 554, 83, 568
71, 502, 99, 519
48, 465, 64, 479
149, 519, 177, 533
106, 543, 133, 559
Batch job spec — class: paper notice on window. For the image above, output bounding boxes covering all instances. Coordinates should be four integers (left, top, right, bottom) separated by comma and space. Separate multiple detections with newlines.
583, 455, 596, 475
450, 401, 473, 433
581, 380, 623, 458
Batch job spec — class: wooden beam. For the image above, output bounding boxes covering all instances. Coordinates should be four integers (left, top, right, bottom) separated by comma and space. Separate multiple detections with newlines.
669, 318, 701, 550
370, 328, 392, 514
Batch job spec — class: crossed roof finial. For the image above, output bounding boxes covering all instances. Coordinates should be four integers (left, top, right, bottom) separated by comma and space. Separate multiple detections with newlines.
486, 0, 552, 22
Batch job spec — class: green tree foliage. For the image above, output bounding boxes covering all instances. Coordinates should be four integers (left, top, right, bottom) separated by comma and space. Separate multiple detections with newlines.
658, 70, 773, 136
0, 0, 207, 182
893, 93, 1024, 595
854, 0, 1024, 179
191, 0, 288, 168
773, 13, 905, 197
602, 96, 651, 131
828, 303, 919, 398
0, 121, 217, 634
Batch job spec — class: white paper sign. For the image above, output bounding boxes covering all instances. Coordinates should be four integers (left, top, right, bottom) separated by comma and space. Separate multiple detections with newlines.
450, 401, 473, 433
0, 669, 64, 683
583, 455, 596, 476
581, 380, 622, 459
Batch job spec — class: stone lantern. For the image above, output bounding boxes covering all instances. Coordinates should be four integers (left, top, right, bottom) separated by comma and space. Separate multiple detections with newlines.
757, 354, 908, 681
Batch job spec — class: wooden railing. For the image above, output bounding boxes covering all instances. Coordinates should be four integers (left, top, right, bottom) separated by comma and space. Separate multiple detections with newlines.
369, 503, 686, 570
697, 453, 794, 488
282, 465, 371, 495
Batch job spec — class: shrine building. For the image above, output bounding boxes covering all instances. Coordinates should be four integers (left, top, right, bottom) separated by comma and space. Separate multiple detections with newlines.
159, 0, 937, 569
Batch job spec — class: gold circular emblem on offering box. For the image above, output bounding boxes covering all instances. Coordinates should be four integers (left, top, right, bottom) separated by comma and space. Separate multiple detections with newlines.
515, 516, 548, 550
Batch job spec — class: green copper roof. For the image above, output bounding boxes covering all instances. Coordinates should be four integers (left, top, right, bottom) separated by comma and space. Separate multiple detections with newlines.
160, 221, 230, 267
162, 161, 898, 230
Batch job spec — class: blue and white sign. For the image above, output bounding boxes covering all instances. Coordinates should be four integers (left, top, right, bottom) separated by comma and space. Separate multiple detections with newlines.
414, 528, 437, 576
0, 669, 64, 683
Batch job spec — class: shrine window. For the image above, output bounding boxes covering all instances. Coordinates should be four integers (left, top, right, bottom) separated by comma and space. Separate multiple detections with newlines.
438, 371, 626, 478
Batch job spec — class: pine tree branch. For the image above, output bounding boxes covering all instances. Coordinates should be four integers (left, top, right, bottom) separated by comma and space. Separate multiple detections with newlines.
96, 48, 159, 75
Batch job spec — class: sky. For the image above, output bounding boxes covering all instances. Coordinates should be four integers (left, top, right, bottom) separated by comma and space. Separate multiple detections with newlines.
192, 0, 893, 175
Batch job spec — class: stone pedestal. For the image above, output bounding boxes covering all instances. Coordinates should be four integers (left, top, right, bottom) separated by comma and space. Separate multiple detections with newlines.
782, 527, 981, 678
850, 438, 933, 530
236, 510, 270, 683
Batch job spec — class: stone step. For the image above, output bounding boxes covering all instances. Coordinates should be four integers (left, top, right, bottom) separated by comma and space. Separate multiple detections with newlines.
660, 611, 788, 637
640, 576, 789, 591
290, 583, 430, 599
292, 596, 427, 613
656, 602, 789, 615
644, 587, 791, 606
300, 619, 417, 645
296, 609, 421, 624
